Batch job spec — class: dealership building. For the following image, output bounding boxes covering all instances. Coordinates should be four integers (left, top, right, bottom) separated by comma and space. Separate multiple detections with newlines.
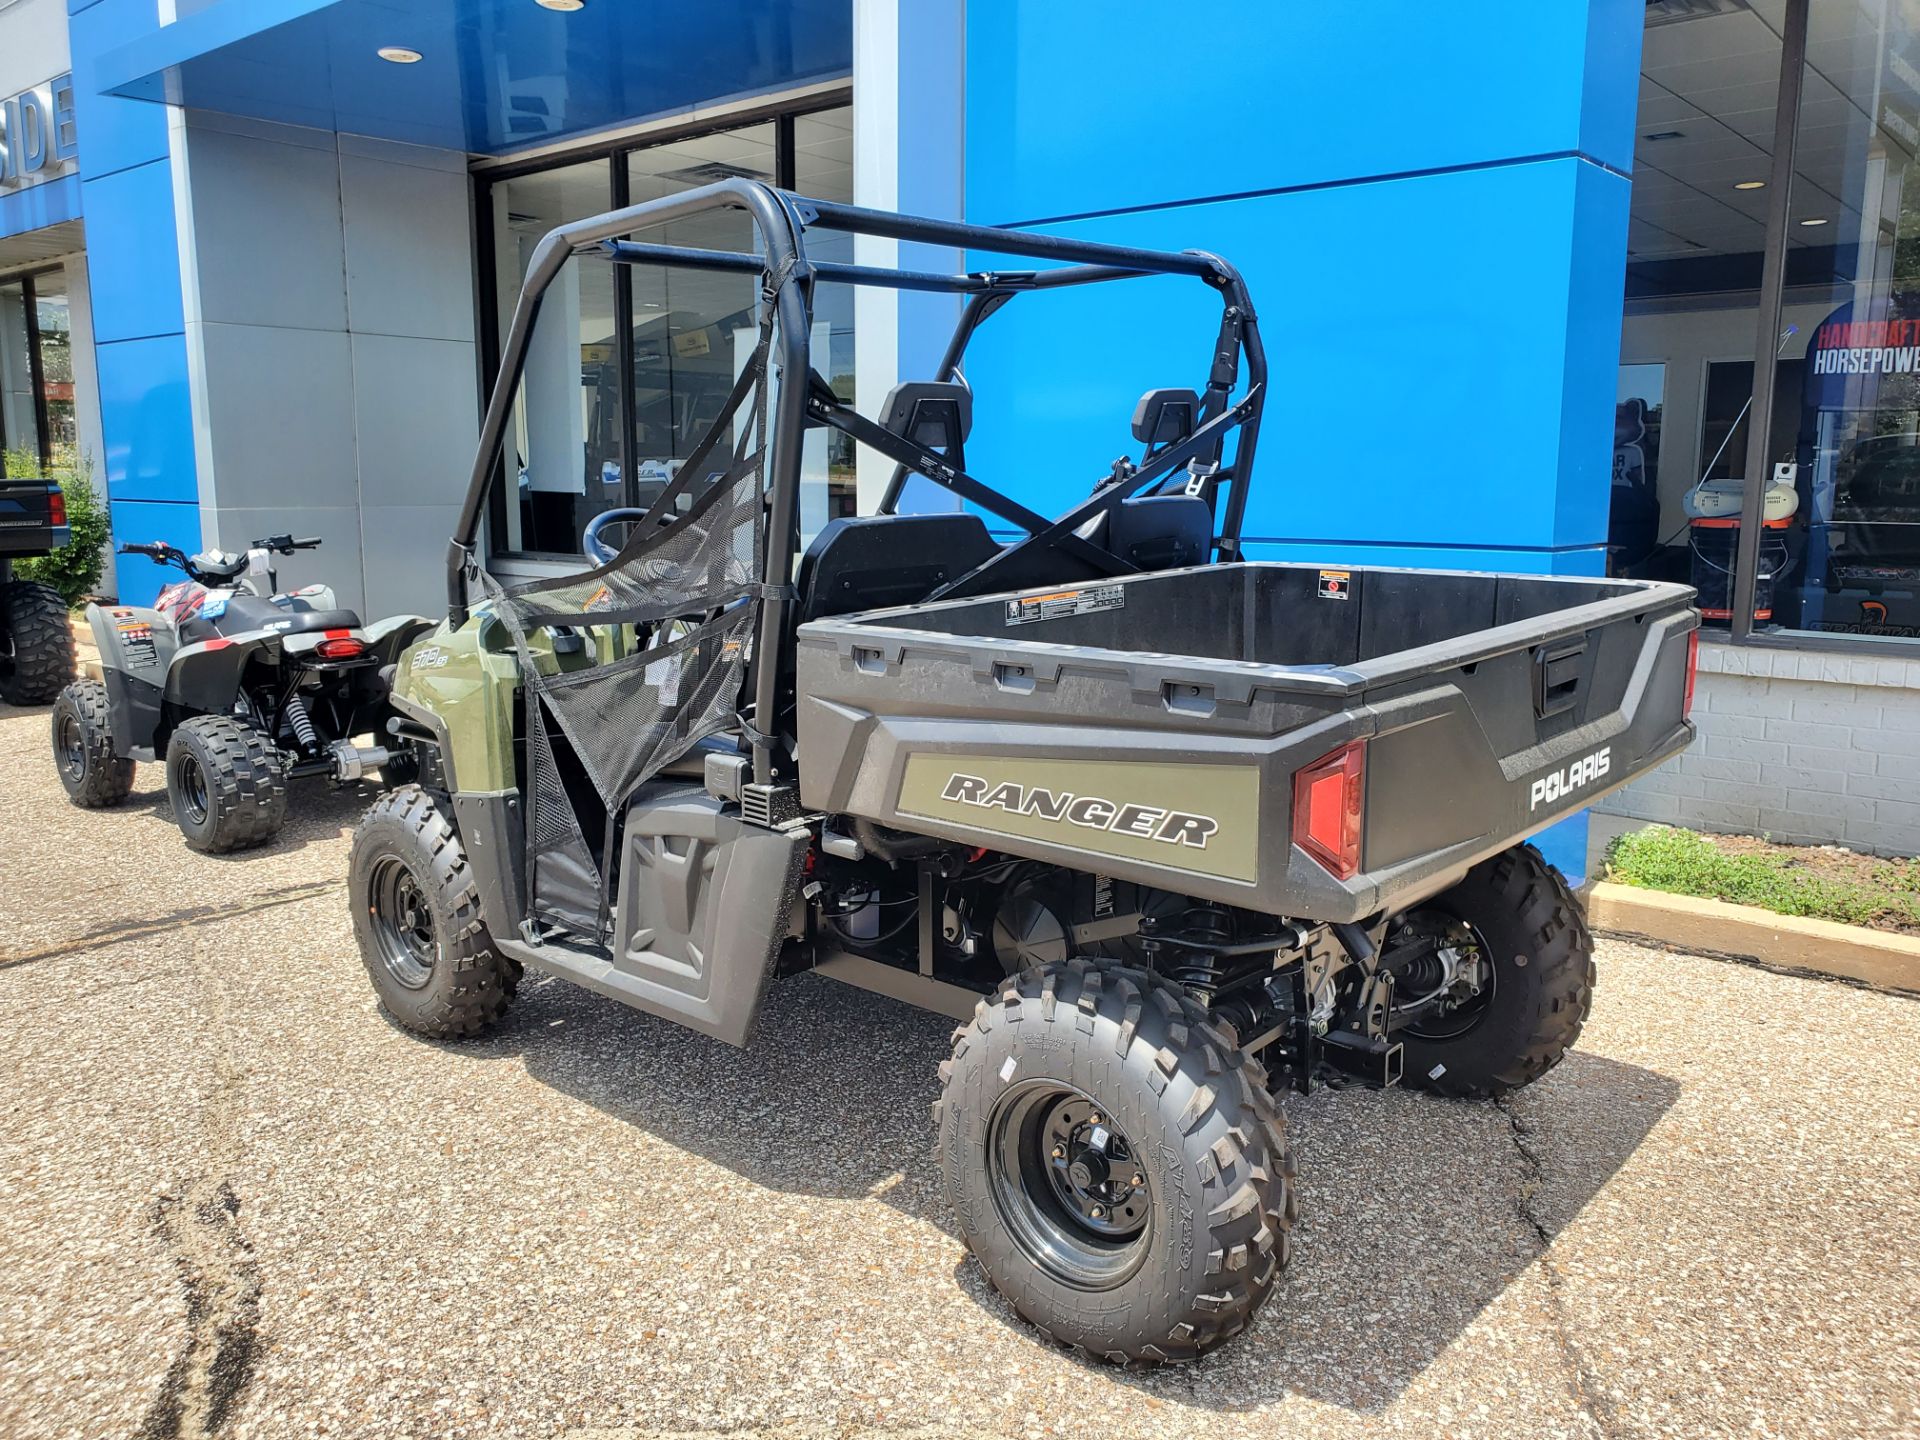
3, 0, 1920, 876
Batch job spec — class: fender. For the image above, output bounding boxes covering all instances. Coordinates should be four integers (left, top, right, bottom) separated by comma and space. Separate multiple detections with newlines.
86, 603, 180, 760
351, 614, 436, 666
164, 630, 287, 717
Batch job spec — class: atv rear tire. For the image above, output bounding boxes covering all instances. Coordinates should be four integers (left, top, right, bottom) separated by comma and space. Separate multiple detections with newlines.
165, 716, 289, 853
350, 785, 519, 1039
1397, 842, 1595, 1099
0, 580, 75, 706
936, 957, 1295, 1365
51, 679, 134, 807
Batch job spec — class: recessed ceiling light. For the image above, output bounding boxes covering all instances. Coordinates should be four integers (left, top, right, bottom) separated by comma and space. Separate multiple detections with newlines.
1800, 216, 1830, 226
535, 0, 585, 9
1734, 180, 1767, 190
377, 46, 423, 63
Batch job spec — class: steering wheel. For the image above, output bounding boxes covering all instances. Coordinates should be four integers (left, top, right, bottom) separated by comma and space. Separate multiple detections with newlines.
582, 507, 651, 565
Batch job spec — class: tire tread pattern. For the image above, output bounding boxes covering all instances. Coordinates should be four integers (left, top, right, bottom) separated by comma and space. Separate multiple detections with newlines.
168, 715, 289, 853
51, 678, 134, 806
1, 580, 75, 705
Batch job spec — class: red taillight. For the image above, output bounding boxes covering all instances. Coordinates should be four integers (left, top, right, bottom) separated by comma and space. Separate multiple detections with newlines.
46, 486, 65, 527
1292, 739, 1366, 881
1684, 628, 1700, 716
316, 633, 365, 660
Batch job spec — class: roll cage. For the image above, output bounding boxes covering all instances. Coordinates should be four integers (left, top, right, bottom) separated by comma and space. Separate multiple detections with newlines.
448, 178, 1268, 788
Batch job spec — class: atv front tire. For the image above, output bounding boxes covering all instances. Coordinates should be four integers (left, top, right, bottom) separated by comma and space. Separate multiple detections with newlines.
0, 580, 75, 705
165, 716, 289, 853
936, 957, 1295, 1364
350, 785, 519, 1039
51, 679, 134, 807
1397, 842, 1595, 1099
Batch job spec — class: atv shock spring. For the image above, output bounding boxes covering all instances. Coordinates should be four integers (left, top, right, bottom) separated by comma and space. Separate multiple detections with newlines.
1151, 902, 1241, 1004
283, 692, 320, 752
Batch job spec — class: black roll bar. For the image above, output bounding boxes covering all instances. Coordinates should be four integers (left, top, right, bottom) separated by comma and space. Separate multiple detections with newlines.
449, 180, 1267, 779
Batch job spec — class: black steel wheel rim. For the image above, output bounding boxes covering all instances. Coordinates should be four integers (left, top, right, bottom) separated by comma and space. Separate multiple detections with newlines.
985, 1081, 1151, 1290
57, 713, 85, 781
1395, 909, 1497, 1042
368, 854, 439, 990
176, 753, 209, 825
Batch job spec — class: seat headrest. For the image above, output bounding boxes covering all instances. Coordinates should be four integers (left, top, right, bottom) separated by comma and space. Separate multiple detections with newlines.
880, 381, 972, 451
1132, 388, 1201, 447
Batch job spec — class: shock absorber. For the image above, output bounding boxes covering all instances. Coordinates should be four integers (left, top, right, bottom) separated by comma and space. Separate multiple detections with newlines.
283, 692, 320, 753
1154, 902, 1237, 1004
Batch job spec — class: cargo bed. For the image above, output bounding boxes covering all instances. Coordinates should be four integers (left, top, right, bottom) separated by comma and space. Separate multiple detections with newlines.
796, 561, 1697, 923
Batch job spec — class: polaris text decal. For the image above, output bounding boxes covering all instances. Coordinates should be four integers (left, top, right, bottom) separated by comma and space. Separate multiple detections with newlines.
940, 772, 1219, 849
1529, 746, 1611, 812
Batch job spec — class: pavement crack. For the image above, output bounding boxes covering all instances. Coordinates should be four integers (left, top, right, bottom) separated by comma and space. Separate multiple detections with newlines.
1498, 1097, 1624, 1440
0, 880, 339, 971
138, 929, 266, 1439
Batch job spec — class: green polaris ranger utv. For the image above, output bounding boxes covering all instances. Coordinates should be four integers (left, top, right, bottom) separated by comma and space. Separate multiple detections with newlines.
351, 181, 1698, 1364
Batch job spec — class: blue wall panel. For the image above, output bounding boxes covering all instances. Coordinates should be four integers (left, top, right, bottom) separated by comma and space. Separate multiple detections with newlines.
964, 0, 1644, 226
94, 334, 198, 505
77, 160, 185, 344
68, 0, 172, 181
106, 499, 204, 607
962, 160, 1623, 555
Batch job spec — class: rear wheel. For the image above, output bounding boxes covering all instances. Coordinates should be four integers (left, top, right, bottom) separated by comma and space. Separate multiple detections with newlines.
350, 785, 519, 1039
51, 679, 133, 807
937, 957, 1295, 1364
165, 716, 288, 852
0, 580, 74, 705
1393, 842, 1594, 1099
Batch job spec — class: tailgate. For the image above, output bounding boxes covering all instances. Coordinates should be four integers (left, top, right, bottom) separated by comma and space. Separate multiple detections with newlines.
1351, 588, 1696, 905
0, 479, 67, 554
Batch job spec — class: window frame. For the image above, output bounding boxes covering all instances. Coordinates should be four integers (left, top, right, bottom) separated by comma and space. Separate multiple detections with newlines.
474, 88, 852, 563
0, 264, 62, 468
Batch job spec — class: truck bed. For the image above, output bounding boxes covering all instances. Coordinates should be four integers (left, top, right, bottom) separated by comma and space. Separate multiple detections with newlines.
794, 562, 1697, 923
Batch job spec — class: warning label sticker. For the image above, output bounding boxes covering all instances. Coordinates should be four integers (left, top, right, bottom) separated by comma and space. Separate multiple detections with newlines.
1004, 584, 1125, 627
1318, 569, 1351, 601
115, 618, 159, 670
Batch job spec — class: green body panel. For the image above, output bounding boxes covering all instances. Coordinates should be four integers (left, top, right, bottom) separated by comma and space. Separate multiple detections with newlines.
391, 607, 624, 794
896, 754, 1262, 884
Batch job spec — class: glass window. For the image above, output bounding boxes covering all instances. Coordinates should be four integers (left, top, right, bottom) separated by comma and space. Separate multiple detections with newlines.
1771, 1, 1920, 641
624, 125, 777, 522
795, 107, 858, 529
488, 158, 614, 555
1614, 3, 1791, 627
0, 272, 72, 470
0, 279, 32, 462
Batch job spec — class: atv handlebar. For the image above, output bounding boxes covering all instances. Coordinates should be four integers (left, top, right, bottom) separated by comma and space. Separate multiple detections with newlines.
256, 534, 323, 555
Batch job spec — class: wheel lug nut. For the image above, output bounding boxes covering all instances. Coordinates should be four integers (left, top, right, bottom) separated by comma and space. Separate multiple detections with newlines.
1050, 1145, 1065, 1159
1131, 1173, 1144, 1188
1090, 1204, 1104, 1218
1088, 1113, 1102, 1126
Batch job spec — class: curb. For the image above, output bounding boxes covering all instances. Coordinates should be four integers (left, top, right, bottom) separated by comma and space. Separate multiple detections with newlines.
1587, 880, 1920, 997
69, 614, 101, 682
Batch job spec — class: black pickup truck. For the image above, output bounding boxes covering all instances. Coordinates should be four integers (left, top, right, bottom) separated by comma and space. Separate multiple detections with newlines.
0, 476, 74, 705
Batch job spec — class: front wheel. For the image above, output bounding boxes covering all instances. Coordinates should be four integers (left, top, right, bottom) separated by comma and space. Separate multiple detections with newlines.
0, 580, 75, 705
165, 716, 288, 853
51, 679, 134, 806
1392, 842, 1595, 1099
349, 786, 519, 1039
936, 958, 1296, 1364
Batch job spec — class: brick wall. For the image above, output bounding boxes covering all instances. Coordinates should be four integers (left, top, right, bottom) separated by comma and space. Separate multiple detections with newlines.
1597, 638, 1920, 857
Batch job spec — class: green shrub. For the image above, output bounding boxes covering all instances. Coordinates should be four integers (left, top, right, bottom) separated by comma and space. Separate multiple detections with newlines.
7, 449, 110, 607
1604, 824, 1920, 929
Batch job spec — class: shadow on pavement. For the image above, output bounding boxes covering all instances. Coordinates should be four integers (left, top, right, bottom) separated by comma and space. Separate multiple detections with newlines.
432, 968, 1679, 1414
106, 775, 374, 858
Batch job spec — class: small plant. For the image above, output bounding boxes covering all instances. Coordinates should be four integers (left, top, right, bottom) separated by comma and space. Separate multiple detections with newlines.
1605, 823, 1920, 932
7, 448, 109, 607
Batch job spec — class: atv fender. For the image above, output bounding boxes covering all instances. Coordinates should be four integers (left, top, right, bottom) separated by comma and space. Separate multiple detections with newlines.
86, 603, 179, 759
164, 630, 286, 718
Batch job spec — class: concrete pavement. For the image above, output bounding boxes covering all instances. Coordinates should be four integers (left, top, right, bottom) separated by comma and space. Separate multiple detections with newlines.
1, 702, 1916, 1440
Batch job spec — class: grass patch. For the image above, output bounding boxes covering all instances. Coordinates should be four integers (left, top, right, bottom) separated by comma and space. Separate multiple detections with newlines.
1604, 825, 1920, 935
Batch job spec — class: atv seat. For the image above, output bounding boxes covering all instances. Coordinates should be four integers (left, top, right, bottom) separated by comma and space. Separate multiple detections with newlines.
218, 593, 364, 636
797, 513, 1002, 622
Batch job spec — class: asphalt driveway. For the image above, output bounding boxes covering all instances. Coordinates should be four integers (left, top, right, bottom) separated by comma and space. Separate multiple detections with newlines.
1, 701, 1916, 1440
